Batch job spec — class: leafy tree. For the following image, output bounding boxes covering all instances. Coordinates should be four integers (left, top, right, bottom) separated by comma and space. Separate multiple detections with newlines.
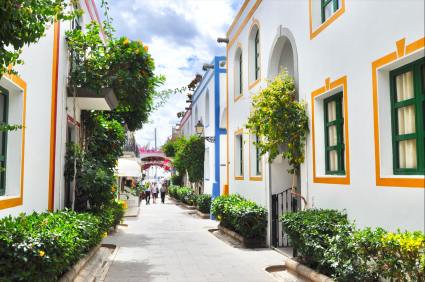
0, 0, 78, 77
246, 70, 309, 175
66, 22, 165, 131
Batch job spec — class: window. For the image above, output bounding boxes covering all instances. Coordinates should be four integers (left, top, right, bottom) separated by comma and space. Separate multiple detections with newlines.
390, 58, 425, 175
235, 132, 244, 178
255, 135, 261, 175
321, 0, 339, 23
239, 53, 243, 94
205, 90, 210, 126
0, 87, 8, 196
234, 48, 243, 100
250, 134, 262, 179
254, 30, 260, 81
324, 92, 345, 174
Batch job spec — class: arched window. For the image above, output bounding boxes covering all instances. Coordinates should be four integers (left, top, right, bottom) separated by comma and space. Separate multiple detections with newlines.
254, 30, 260, 80
205, 90, 210, 126
234, 47, 243, 99
248, 23, 260, 85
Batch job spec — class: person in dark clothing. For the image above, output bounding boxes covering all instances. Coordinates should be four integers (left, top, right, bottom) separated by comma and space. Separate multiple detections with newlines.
160, 182, 166, 204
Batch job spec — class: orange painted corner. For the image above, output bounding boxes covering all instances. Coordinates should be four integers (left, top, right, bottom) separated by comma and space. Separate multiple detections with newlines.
48, 21, 61, 211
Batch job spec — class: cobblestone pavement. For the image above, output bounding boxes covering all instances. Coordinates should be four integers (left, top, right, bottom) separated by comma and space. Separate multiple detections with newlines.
103, 197, 302, 282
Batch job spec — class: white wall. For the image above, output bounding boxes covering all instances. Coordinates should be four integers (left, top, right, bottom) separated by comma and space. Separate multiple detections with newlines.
226, 0, 425, 231
0, 0, 102, 217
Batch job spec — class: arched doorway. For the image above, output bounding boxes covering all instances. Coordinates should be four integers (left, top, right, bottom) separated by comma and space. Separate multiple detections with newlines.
267, 27, 302, 248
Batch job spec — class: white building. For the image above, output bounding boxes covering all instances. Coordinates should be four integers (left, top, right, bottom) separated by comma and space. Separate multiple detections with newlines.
225, 0, 424, 245
0, 1, 114, 217
189, 57, 227, 198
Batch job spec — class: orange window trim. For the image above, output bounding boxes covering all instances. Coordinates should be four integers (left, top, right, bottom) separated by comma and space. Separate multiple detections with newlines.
311, 76, 351, 185
48, 21, 60, 211
372, 37, 425, 188
309, 0, 346, 40
0, 74, 27, 210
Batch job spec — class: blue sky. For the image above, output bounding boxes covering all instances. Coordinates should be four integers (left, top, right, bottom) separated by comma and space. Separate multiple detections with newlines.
99, 0, 243, 148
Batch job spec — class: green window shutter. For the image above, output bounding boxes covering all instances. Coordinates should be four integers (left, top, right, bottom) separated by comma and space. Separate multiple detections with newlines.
324, 92, 345, 175
321, 0, 339, 23
0, 86, 9, 196
390, 57, 425, 175
255, 135, 261, 175
254, 30, 260, 81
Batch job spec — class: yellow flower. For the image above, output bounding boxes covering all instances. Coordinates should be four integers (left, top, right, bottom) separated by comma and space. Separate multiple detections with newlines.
144, 45, 149, 52
123, 38, 129, 45
102, 232, 108, 238
39, 250, 45, 257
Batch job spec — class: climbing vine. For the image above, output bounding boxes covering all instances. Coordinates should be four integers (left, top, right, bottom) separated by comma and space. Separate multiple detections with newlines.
246, 70, 309, 175
66, 22, 165, 131
0, 0, 79, 77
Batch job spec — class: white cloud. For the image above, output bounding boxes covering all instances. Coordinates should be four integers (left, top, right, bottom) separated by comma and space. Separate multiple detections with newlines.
104, 0, 242, 147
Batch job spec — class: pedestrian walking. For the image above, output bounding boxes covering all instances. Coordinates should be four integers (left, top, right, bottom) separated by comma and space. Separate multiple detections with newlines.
160, 181, 166, 204
151, 182, 158, 204
145, 182, 151, 205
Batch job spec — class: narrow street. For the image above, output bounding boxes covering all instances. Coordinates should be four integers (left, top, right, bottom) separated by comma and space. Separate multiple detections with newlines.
103, 198, 300, 282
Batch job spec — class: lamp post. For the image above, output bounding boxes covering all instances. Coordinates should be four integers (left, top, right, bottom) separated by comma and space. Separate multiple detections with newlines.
195, 120, 215, 143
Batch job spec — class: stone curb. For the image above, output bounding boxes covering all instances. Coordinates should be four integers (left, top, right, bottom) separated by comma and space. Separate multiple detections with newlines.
59, 244, 101, 282
98, 245, 120, 282
218, 224, 266, 248
195, 210, 210, 219
283, 258, 334, 282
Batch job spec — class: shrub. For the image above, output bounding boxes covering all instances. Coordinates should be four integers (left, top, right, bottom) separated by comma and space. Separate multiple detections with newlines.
196, 194, 211, 214
0, 210, 111, 281
355, 228, 425, 282
171, 173, 183, 186
168, 185, 195, 205
281, 209, 350, 274
281, 209, 425, 281
211, 195, 267, 240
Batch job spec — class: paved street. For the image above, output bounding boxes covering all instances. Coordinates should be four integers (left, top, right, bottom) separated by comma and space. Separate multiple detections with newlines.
103, 197, 300, 282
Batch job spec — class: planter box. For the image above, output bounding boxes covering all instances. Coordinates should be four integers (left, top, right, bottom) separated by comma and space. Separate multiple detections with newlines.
283, 258, 334, 282
59, 244, 101, 282
218, 224, 266, 248
181, 203, 196, 210
195, 210, 210, 219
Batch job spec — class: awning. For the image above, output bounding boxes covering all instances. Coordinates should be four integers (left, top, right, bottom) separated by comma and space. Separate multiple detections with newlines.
115, 158, 142, 177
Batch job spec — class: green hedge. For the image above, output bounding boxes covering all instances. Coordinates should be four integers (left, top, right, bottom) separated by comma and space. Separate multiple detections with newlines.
0, 204, 124, 281
281, 209, 425, 281
211, 194, 267, 240
196, 194, 211, 214
168, 185, 195, 205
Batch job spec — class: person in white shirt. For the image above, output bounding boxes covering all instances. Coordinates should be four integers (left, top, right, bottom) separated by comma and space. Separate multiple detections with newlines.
151, 182, 158, 204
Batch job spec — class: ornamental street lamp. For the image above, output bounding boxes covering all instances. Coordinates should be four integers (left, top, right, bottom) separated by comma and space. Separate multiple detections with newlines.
195, 120, 215, 143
